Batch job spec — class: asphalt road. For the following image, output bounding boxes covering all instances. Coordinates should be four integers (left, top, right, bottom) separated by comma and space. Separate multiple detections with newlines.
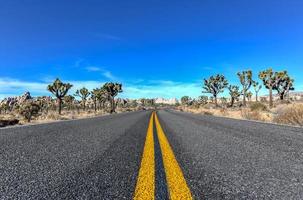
1, 110, 303, 199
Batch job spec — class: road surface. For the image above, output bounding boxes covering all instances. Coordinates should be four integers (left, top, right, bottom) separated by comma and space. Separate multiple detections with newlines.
1, 110, 303, 199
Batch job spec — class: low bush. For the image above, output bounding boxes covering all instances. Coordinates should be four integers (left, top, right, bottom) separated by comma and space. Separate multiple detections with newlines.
273, 104, 303, 126
250, 102, 268, 112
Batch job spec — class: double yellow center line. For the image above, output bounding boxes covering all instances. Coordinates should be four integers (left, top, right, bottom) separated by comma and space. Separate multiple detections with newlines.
134, 112, 192, 200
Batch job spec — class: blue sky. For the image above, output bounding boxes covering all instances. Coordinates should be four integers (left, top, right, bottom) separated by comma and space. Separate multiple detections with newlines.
0, 0, 303, 99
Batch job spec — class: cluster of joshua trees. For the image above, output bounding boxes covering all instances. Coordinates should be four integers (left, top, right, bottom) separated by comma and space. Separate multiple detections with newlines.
47, 78, 123, 115
182, 68, 294, 108
1, 78, 123, 122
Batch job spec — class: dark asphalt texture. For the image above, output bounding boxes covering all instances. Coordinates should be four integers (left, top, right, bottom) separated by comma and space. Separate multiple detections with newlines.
0, 111, 150, 199
158, 110, 303, 199
1, 110, 303, 199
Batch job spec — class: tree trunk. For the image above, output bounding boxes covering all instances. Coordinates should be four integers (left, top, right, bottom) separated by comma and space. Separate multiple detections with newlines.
255, 92, 258, 102
58, 98, 62, 115
214, 95, 218, 107
110, 97, 116, 113
243, 91, 246, 106
27, 113, 31, 122
269, 87, 273, 108
230, 97, 235, 107
83, 100, 86, 111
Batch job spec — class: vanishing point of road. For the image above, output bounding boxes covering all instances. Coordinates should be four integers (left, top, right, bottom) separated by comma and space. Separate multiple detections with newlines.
1, 110, 303, 199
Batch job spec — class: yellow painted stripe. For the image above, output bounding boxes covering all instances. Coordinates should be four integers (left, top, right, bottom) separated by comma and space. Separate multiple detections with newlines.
154, 112, 193, 200
134, 112, 155, 200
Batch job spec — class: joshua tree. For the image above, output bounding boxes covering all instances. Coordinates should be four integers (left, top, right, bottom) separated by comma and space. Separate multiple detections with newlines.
203, 74, 228, 107
272, 71, 294, 100
47, 78, 73, 114
102, 83, 123, 113
259, 68, 275, 107
246, 91, 253, 102
252, 81, 262, 102
91, 88, 100, 112
75, 87, 90, 111
237, 70, 252, 106
63, 95, 75, 111
258, 69, 293, 107
181, 96, 191, 106
19, 101, 40, 122
228, 85, 240, 107
197, 95, 208, 106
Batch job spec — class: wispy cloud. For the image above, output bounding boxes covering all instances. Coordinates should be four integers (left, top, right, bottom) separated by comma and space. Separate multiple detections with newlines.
102, 71, 116, 80
94, 33, 122, 41
74, 58, 85, 68
86, 66, 102, 72
85, 66, 117, 80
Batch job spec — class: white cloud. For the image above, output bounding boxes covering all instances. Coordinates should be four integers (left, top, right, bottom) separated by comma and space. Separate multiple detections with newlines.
121, 80, 201, 99
86, 66, 101, 72
0, 77, 202, 100
102, 71, 116, 80
0, 78, 105, 99
0, 78, 47, 96
85, 66, 117, 81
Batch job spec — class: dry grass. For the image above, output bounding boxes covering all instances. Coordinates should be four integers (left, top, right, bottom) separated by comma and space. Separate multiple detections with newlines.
241, 109, 266, 121
178, 103, 275, 123
0, 110, 110, 126
273, 104, 303, 126
250, 102, 268, 112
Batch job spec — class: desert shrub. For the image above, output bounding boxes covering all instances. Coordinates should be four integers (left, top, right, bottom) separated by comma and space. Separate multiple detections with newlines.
250, 102, 267, 112
203, 111, 213, 115
19, 102, 40, 122
273, 104, 303, 126
241, 109, 264, 121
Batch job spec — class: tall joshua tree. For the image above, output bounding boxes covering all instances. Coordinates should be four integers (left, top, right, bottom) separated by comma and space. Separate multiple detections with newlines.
228, 85, 240, 107
47, 78, 73, 115
237, 70, 252, 106
91, 88, 100, 112
75, 87, 90, 111
259, 68, 275, 107
203, 74, 228, 107
102, 83, 123, 113
273, 71, 294, 100
252, 81, 262, 102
